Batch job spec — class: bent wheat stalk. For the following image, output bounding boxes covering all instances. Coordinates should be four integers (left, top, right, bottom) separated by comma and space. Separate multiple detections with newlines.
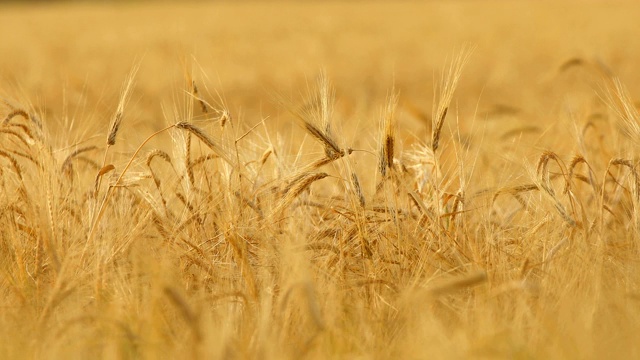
83, 124, 176, 260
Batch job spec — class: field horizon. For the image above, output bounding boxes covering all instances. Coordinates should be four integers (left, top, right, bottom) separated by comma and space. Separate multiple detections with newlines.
1, 1, 640, 359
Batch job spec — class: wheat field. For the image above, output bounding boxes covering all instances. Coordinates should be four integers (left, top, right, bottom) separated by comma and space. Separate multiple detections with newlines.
1, 1, 640, 359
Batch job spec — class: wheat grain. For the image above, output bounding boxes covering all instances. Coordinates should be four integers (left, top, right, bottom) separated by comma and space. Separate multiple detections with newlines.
379, 90, 398, 177
0, 150, 22, 179
191, 80, 209, 114
175, 121, 234, 166
61, 146, 99, 177
351, 172, 365, 208
163, 286, 202, 341
2, 109, 29, 125
273, 172, 328, 216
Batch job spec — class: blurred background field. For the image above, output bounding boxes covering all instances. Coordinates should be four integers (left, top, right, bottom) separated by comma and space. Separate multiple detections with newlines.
2, 1, 639, 149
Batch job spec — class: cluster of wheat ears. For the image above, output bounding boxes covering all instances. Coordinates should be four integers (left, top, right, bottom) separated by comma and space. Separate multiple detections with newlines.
1, 55, 640, 358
